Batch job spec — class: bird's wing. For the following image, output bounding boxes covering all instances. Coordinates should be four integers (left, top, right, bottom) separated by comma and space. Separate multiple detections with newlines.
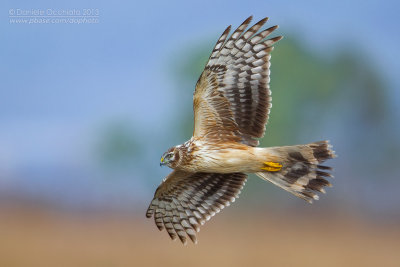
146, 170, 247, 244
193, 16, 282, 146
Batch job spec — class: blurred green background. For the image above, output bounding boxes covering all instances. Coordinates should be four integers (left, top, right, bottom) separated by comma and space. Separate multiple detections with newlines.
1, 0, 400, 266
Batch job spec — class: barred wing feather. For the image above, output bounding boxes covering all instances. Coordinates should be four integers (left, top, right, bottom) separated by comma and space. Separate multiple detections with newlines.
146, 171, 247, 244
193, 16, 282, 146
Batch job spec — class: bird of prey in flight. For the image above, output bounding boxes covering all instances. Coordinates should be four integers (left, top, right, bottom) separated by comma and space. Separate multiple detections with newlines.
146, 16, 336, 245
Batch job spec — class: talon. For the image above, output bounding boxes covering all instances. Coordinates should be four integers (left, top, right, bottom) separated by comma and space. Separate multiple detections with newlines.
261, 161, 282, 172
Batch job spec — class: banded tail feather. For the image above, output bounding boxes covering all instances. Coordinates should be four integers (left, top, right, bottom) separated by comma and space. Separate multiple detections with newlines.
256, 141, 336, 203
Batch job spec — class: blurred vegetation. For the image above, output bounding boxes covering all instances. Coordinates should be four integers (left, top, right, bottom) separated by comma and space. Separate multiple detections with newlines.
96, 121, 141, 170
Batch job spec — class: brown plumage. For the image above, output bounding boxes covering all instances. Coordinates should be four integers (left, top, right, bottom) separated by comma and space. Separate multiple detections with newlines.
146, 16, 336, 245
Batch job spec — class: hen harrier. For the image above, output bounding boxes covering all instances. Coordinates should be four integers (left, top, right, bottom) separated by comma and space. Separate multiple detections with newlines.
146, 16, 336, 244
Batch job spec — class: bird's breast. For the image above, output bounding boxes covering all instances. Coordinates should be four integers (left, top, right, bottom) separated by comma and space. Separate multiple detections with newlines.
177, 141, 259, 173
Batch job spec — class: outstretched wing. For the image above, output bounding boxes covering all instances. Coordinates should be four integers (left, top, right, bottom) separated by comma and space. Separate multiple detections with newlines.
193, 16, 282, 146
146, 171, 247, 244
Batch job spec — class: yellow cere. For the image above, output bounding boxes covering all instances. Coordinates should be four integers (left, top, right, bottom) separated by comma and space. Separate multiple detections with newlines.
160, 157, 164, 163
261, 161, 282, 172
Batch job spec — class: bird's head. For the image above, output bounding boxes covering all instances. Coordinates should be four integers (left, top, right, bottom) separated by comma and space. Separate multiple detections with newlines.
160, 146, 180, 168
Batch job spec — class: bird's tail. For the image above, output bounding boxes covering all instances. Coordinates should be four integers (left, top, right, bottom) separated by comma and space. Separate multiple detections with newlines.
256, 141, 336, 203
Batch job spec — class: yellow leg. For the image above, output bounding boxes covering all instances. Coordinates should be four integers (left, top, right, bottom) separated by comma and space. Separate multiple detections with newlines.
261, 161, 282, 172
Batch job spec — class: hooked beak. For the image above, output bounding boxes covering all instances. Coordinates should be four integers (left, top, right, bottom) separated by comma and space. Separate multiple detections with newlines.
160, 157, 166, 166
